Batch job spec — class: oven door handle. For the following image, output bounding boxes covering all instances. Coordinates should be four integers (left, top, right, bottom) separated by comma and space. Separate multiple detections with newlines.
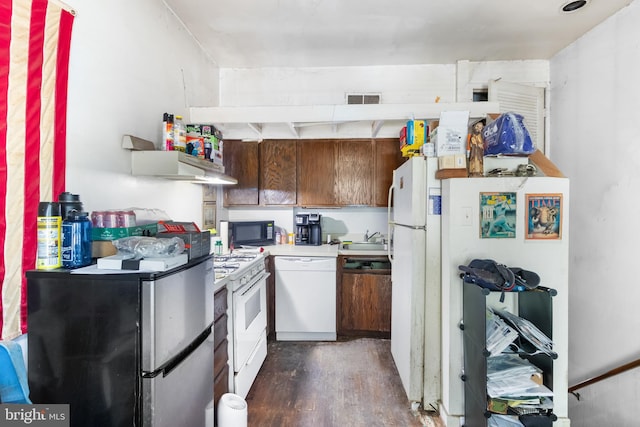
239, 270, 270, 297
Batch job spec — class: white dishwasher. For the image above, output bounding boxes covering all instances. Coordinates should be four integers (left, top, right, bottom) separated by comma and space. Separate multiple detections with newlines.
275, 256, 337, 341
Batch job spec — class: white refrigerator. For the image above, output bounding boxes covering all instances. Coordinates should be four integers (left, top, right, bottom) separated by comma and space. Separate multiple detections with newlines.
388, 156, 442, 410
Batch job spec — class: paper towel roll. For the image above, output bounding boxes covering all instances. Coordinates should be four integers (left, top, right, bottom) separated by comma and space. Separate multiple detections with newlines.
219, 221, 229, 254
217, 393, 247, 427
205, 399, 214, 427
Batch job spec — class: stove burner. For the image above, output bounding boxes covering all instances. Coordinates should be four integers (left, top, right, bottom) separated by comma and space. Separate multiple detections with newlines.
213, 254, 257, 263
215, 262, 241, 269
213, 251, 264, 284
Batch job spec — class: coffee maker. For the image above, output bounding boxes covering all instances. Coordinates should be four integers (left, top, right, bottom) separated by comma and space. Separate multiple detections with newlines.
295, 213, 322, 246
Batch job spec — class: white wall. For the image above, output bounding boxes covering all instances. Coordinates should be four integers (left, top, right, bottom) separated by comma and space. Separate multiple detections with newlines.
220, 65, 456, 106
220, 61, 549, 107
64, 0, 220, 225
550, 0, 640, 425
227, 207, 388, 243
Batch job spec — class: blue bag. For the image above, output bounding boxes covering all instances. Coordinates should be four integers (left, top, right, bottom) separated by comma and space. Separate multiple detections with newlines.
0, 341, 31, 403
482, 112, 535, 156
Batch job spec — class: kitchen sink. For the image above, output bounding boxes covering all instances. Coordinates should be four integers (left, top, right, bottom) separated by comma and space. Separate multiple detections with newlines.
341, 242, 386, 251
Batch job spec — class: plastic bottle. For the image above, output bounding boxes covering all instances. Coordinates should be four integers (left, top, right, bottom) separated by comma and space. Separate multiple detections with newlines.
61, 211, 92, 268
163, 113, 174, 150
58, 192, 83, 220
36, 202, 62, 270
173, 115, 187, 152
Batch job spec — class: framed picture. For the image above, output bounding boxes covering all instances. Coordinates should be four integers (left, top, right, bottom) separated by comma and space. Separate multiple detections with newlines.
526, 194, 562, 240
480, 192, 517, 239
203, 185, 217, 202
202, 201, 216, 231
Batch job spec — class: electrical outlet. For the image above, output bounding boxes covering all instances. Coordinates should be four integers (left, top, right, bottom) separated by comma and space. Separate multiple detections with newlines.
461, 207, 472, 225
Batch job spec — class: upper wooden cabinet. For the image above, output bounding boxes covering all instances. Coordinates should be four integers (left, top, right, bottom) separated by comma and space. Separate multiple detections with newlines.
222, 140, 259, 206
336, 140, 374, 206
260, 140, 297, 205
224, 138, 403, 207
373, 139, 405, 207
297, 140, 337, 206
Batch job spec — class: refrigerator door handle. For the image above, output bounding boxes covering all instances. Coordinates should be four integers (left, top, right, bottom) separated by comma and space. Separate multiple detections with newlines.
142, 324, 212, 379
393, 223, 427, 231
388, 181, 395, 262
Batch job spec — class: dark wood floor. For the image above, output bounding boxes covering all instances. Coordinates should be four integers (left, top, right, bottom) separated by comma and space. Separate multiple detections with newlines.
246, 337, 440, 427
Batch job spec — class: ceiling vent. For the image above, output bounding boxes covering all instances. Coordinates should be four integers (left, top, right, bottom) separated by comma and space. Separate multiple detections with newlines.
346, 93, 381, 105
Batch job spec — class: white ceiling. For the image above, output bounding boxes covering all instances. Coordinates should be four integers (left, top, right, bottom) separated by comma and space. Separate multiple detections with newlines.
165, 0, 632, 68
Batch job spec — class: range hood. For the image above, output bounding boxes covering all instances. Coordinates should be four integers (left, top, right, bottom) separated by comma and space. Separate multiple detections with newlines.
124, 135, 237, 185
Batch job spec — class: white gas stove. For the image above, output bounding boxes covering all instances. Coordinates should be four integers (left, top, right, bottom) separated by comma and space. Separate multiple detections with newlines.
213, 251, 266, 292
213, 249, 268, 398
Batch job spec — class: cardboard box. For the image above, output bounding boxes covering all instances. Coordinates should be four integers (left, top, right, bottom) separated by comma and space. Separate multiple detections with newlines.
91, 223, 158, 241
187, 123, 224, 165
158, 230, 211, 260
91, 241, 117, 258
434, 111, 469, 157
438, 153, 467, 169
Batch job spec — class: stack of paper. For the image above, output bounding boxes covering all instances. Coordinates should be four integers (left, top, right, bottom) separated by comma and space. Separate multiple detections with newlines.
486, 354, 553, 416
494, 308, 556, 358
486, 308, 518, 356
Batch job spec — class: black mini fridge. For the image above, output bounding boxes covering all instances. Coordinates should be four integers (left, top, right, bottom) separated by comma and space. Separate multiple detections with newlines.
26, 255, 214, 427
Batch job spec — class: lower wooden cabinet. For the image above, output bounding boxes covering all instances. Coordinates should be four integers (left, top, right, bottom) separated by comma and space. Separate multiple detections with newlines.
337, 256, 392, 338
213, 364, 230, 411
213, 287, 229, 409
266, 256, 276, 340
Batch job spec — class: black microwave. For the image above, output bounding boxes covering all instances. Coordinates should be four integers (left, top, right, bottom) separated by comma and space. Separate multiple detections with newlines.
228, 220, 275, 247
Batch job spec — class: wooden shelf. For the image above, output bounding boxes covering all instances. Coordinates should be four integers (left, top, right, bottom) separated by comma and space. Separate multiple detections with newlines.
189, 102, 499, 140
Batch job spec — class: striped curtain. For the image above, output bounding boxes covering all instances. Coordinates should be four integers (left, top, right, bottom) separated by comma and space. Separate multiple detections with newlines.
0, 0, 74, 340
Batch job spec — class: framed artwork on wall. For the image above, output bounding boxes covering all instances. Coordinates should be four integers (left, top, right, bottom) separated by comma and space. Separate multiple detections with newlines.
202, 201, 216, 231
526, 194, 562, 240
480, 192, 517, 239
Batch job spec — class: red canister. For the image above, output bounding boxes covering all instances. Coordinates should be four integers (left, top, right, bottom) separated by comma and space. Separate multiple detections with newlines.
118, 210, 136, 227
90, 211, 106, 228
103, 211, 119, 228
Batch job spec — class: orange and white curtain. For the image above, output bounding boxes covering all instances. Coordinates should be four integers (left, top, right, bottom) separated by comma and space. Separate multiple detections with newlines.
0, 0, 74, 340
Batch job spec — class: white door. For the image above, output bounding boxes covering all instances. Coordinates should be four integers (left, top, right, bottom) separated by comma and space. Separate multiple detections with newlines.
392, 157, 427, 227
391, 224, 426, 403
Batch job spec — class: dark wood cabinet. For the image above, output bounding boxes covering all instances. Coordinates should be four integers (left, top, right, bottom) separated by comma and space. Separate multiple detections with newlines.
224, 138, 403, 207
223, 140, 259, 205
213, 287, 229, 408
266, 255, 276, 340
373, 139, 404, 206
297, 139, 338, 206
259, 140, 297, 205
336, 140, 374, 205
337, 256, 392, 338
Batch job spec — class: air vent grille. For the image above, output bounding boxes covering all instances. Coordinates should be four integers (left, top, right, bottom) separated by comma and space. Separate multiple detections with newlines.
346, 93, 381, 105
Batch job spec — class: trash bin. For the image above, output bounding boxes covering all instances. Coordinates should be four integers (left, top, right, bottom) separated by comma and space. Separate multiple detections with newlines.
217, 393, 248, 427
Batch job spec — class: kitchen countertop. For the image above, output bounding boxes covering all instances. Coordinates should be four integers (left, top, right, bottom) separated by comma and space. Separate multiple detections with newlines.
213, 244, 389, 289
265, 244, 388, 257
213, 275, 228, 293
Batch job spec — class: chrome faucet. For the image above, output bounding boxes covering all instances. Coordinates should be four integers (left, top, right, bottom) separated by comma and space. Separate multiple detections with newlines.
364, 230, 380, 242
